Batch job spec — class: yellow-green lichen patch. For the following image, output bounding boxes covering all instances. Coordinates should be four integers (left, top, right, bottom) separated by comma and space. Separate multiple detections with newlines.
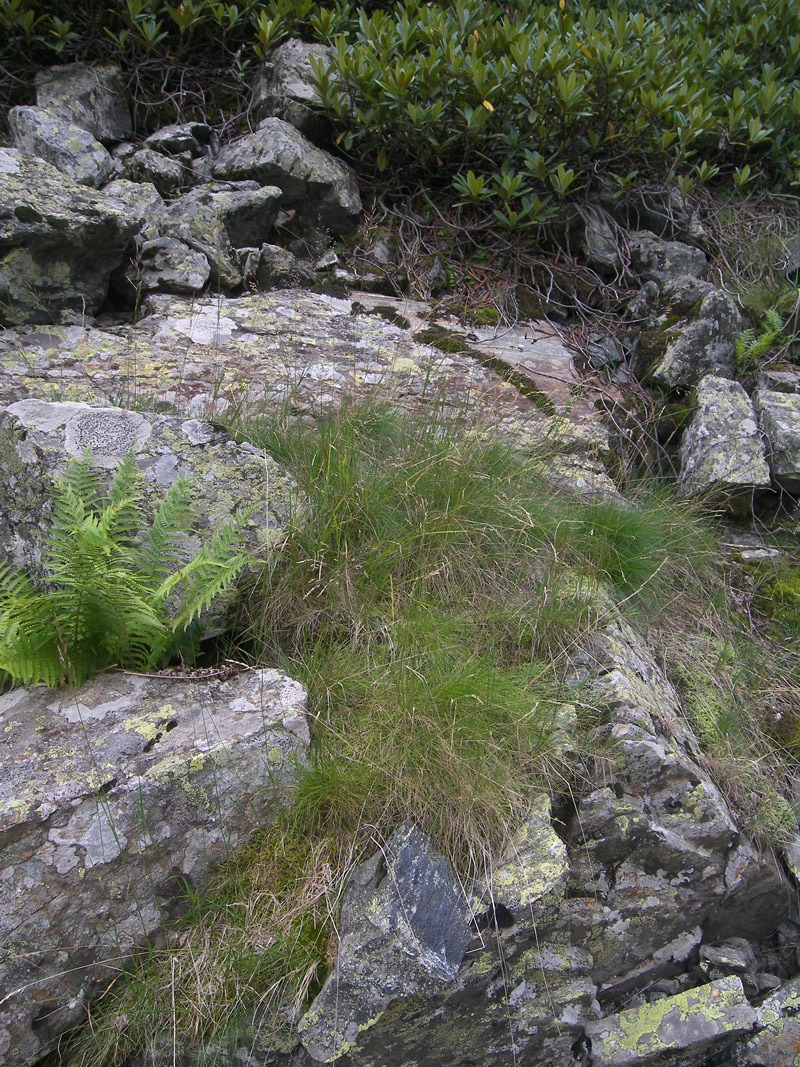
124, 706, 177, 743
587, 976, 758, 1065
484, 793, 568, 913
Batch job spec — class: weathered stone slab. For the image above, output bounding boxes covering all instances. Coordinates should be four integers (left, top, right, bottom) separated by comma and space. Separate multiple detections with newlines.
0, 400, 300, 580
118, 236, 211, 299
0, 667, 309, 1067
121, 147, 187, 197
564, 619, 792, 988
35, 62, 132, 143
9, 106, 115, 188
629, 230, 707, 281
585, 977, 758, 1067
213, 117, 361, 233
0, 148, 140, 325
101, 178, 165, 242
679, 375, 771, 514
755, 388, 800, 493
144, 121, 216, 158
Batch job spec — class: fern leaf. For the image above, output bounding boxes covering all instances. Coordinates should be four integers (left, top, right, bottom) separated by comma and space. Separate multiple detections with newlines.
138, 477, 196, 587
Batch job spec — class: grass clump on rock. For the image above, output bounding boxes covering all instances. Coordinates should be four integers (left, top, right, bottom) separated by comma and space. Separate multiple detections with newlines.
55, 398, 723, 1066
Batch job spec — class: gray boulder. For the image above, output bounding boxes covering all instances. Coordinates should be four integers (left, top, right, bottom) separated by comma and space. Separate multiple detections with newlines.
679, 375, 771, 513
9, 106, 115, 188
729, 975, 800, 1066
646, 289, 741, 391
213, 117, 361, 234
629, 230, 707, 282
297, 823, 473, 1062
243, 242, 316, 290
0, 399, 300, 579
0, 148, 140, 325
162, 181, 283, 289
581, 207, 623, 275
121, 147, 188, 197
116, 236, 211, 299
101, 178, 165, 242
0, 666, 309, 1067
755, 389, 800, 493
252, 38, 334, 141
34, 61, 132, 143
144, 121, 217, 158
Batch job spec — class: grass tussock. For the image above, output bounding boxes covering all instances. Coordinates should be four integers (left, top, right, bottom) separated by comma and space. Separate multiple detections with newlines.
56, 398, 723, 1066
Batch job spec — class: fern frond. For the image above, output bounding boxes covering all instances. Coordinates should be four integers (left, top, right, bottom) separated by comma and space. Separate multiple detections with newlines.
138, 477, 196, 586
159, 515, 250, 633
102, 452, 145, 544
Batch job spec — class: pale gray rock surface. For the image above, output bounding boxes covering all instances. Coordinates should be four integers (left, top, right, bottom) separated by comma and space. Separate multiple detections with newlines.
755, 388, 800, 493
34, 61, 133, 143
647, 288, 741, 391
0, 399, 300, 578
0, 148, 140, 325
162, 181, 283, 289
252, 38, 334, 141
0, 667, 309, 1067
9, 105, 115, 188
679, 375, 771, 513
297, 823, 473, 1062
213, 117, 361, 233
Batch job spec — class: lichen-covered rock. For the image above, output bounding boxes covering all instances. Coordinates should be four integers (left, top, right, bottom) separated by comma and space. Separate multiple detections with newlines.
121, 146, 188, 197
729, 975, 800, 1066
9, 106, 115, 188
0, 148, 140, 325
144, 121, 216, 158
648, 289, 741, 391
0, 399, 300, 580
34, 61, 132, 144
243, 242, 316, 289
101, 178, 165, 242
628, 230, 708, 282
754, 388, 800, 493
678, 375, 771, 513
585, 976, 758, 1067
162, 181, 283, 289
563, 619, 792, 993
297, 823, 473, 1062
117, 236, 212, 299
471, 792, 569, 925
0, 667, 309, 1067
251, 38, 334, 141
213, 117, 361, 233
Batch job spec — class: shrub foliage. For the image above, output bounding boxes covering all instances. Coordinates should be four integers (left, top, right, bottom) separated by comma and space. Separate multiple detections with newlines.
2, 0, 800, 221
